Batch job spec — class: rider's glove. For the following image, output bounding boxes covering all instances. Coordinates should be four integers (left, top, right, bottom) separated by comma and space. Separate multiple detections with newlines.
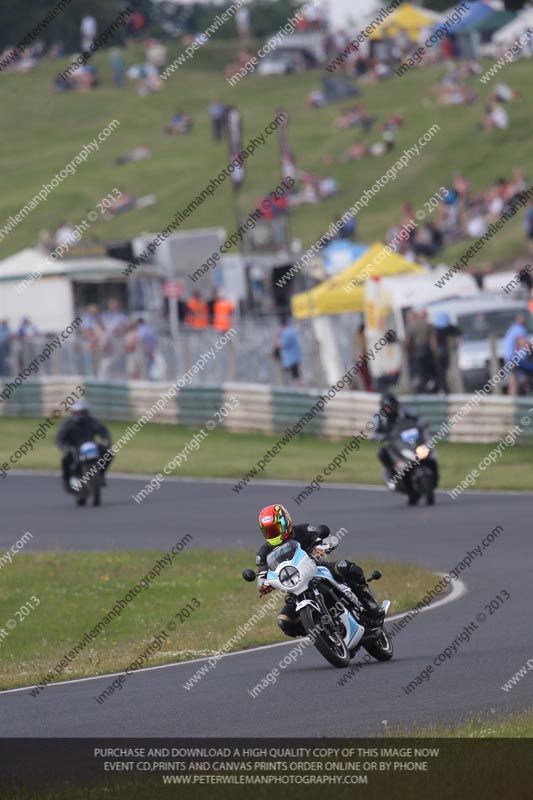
259, 582, 273, 596
321, 536, 338, 553
310, 545, 328, 560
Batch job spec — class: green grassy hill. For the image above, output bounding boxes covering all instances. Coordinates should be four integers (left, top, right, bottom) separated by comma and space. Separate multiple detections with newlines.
1, 42, 532, 269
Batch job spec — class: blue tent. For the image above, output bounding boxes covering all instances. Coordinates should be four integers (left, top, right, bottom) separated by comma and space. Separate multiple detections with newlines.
322, 241, 368, 276
445, 1, 494, 34
441, 1, 496, 57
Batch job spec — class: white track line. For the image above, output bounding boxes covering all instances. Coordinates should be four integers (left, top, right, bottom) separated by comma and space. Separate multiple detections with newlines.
0, 575, 466, 696
11, 470, 533, 495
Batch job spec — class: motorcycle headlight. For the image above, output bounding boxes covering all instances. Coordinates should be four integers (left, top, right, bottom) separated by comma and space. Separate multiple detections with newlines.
279, 566, 301, 588
400, 448, 416, 460
416, 445, 430, 460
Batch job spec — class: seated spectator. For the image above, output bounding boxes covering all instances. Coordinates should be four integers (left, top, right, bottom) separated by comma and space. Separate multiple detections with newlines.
68, 61, 98, 91
380, 113, 404, 133
114, 145, 152, 166
326, 130, 393, 164
491, 82, 520, 104
336, 105, 376, 132
127, 62, 162, 95
49, 42, 67, 59
369, 131, 394, 156
317, 176, 338, 199
465, 212, 488, 238
165, 109, 193, 135
436, 84, 477, 106
306, 89, 326, 108
290, 171, 337, 206
146, 39, 167, 69
55, 222, 76, 248
481, 102, 509, 131
101, 191, 136, 218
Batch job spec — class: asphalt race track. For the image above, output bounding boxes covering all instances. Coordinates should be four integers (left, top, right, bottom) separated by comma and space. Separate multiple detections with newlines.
1, 473, 532, 737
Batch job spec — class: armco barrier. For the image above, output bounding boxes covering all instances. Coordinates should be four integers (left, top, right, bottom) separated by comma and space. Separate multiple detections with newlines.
404, 396, 450, 436
85, 381, 132, 421
177, 386, 226, 427
272, 387, 324, 437
516, 396, 533, 441
445, 394, 516, 443
0, 379, 530, 444
224, 382, 273, 433
2, 381, 43, 418
129, 381, 175, 424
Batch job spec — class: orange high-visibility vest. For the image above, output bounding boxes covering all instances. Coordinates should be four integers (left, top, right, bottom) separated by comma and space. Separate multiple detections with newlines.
186, 298, 208, 328
213, 299, 234, 331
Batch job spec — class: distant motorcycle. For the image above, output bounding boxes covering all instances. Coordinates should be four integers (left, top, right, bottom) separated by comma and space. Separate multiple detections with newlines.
67, 441, 103, 507
382, 420, 439, 506
243, 539, 392, 669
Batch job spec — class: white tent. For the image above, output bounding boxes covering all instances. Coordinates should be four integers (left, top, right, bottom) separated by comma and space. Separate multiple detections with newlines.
327, 0, 379, 30
493, 9, 533, 46
0, 248, 127, 282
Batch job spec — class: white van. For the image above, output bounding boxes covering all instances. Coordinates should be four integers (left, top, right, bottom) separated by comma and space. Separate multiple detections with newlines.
426, 294, 533, 390
364, 268, 480, 384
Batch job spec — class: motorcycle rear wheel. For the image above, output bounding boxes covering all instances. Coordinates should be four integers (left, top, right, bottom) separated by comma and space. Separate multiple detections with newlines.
300, 605, 350, 668
363, 629, 393, 661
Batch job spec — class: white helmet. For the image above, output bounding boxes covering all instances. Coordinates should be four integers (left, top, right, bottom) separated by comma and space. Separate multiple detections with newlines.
72, 399, 89, 415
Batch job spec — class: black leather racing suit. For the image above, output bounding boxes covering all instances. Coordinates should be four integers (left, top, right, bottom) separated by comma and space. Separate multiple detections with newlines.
256, 523, 383, 637
373, 406, 421, 479
55, 415, 112, 489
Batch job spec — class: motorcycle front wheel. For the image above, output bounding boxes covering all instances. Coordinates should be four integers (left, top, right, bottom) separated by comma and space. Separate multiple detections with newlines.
420, 474, 435, 506
300, 605, 350, 668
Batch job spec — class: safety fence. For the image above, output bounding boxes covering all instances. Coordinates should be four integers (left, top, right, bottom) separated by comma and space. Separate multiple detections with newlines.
1, 379, 532, 444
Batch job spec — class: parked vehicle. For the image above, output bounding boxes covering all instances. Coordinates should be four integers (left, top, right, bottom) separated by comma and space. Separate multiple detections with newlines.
426, 295, 533, 391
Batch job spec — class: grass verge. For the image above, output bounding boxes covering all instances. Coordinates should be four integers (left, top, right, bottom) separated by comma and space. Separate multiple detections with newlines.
390, 708, 533, 738
0, 549, 435, 691
3, 417, 533, 492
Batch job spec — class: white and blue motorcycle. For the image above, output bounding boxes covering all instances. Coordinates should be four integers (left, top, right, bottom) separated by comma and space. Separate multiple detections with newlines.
243, 539, 393, 669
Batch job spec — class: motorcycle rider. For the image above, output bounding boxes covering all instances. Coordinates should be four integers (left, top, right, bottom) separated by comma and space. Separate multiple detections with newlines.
256, 504, 384, 638
55, 399, 112, 492
373, 391, 421, 487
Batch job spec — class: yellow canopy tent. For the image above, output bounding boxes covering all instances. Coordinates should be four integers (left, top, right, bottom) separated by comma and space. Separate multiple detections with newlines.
368, 3, 439, 42
291, 242, 423, 319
